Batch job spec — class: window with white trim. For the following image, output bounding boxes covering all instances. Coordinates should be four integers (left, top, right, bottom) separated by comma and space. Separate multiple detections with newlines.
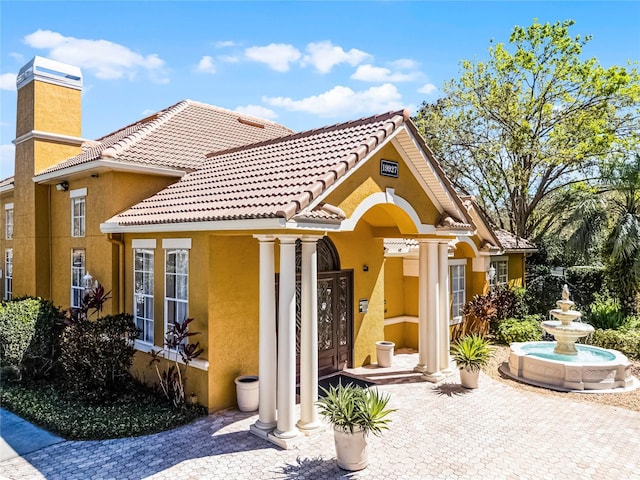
5, 204, 13, 240
4, 248, 12, 300
70, 189, 86, 237
71, 249, 85, 308
134, 248, 154, 344
165, 248, 189, 338
450, 263, 465, 324
490, 257, 508, 287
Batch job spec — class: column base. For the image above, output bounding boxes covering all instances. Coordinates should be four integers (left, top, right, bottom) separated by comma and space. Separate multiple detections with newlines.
296, 419, 326, 436
267, 430, 303, 450
250, 421, 276, 440
423, 371, 444, 383
414, 363, 427, 373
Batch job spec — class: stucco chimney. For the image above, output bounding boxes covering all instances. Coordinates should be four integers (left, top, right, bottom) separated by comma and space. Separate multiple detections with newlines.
12, 56, 84, 298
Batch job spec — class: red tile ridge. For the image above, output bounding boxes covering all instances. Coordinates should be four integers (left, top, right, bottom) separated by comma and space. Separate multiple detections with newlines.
279, 111, 407, 219
100, 100, 191, 159
205, 110, 406, 160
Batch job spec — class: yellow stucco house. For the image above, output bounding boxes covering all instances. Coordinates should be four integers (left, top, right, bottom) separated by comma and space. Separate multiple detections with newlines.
0, 57, 535, 448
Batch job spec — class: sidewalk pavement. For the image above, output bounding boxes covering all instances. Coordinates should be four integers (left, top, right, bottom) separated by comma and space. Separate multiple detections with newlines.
1, 352, 639, 479
0, 409, 64, 462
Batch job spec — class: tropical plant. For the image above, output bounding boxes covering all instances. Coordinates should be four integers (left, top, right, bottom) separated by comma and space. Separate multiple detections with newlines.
317, 382, 395, 436
562, 155, 640, 314
414, 19, 639, 240
585, 294, 627, 330
462, 285, 526, 335
451, 334, 494, 372
149, 317, 203, 408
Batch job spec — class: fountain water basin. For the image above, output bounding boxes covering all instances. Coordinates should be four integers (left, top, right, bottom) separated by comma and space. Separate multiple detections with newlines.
503, 285, 638, 392
507, 341, 633, 391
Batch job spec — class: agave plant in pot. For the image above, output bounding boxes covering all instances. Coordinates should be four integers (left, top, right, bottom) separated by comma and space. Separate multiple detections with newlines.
317, 382, 395, 471
451, 334, 494, 389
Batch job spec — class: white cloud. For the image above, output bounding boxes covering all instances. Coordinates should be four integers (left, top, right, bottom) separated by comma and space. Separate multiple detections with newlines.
196, 56, 216, 74
23, 29, 169, 83
244, 43, 301, 72
9, 52, 24, 62
1, 144, 15, 178
263, 83, 405, 117
215, 40, 237, 48
418, 83, 437, 95
301, 41, 370, 74
141, 109, 156, 116
351, 64, 422, 83
235, 105, 278, 120
391, 58, 419, 70
0, 73, 17, 91
219, 55, 239, 63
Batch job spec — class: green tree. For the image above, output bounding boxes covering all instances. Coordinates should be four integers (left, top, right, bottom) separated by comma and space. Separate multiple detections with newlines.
414, 19, 639, 240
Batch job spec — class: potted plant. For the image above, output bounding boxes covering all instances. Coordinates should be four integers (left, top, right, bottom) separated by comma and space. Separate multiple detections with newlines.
451, 334, 494, 389
317, 382, 395, 471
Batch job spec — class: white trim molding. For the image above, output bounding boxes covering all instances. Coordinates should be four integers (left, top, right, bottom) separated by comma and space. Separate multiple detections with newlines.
70, 187, 87, 198
133, 340, 209, 371
384, 315, 419, 326
4, 203, 13, 210
162, 238, 192, 250
13, 130, 87, 147
132, 239, 157, 249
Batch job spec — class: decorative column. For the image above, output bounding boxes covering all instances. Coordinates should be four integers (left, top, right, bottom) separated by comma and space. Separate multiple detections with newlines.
297, 236, 323, 435
250, 236, 277, 439
415, 240, 429, 373
424, 240, 442, 381
271, 236, 300, 444
438, 241, 452, 374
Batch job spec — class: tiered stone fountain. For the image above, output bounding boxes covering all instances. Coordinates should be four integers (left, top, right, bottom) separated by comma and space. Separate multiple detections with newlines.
541, 285, 593, 354
504, 285, 636, 392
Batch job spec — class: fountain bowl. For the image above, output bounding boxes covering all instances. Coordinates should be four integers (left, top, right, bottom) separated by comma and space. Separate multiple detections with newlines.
503, 341, 637, 392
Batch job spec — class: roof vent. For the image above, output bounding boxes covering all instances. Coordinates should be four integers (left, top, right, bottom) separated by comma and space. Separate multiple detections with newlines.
238, 117, 265, 129
16, 56, 82, 91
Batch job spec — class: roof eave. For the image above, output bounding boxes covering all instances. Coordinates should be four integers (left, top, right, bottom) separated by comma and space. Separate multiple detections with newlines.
33, 159, 187, 184
100, 217, 288, 234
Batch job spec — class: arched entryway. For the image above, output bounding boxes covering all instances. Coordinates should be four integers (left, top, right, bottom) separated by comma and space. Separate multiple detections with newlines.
294, 237, 353, 379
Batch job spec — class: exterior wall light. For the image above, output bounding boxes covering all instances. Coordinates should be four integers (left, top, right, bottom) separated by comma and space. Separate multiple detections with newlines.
83, 271, 94, 291
56, 181, 69, 191
487, 265, 496, 285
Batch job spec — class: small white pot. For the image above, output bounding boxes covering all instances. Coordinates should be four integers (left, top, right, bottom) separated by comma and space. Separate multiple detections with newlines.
333, 426, 369, 471
235, 375, 259, 411
459, 366, 480, 389
376, 341, 395, 368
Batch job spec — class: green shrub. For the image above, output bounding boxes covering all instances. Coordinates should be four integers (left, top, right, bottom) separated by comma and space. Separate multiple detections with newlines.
15, 297, 66, 379
60, 313, 139, 402
462, 285, 527, 336
523, 273, 567, 315
496, 316, 544, 344
589, 329, 640, 359
0, 299, 40, 369
565, 265, 606, 309
0, 378, 206, 440
621, 316, 640, 332
585, 294, 626, 330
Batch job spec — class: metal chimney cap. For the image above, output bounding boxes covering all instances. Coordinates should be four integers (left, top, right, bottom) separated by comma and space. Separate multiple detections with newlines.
16, 56, 82, 90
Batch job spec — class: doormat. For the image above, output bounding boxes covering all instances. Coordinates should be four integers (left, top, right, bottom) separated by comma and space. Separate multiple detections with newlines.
317, 374, 374, 397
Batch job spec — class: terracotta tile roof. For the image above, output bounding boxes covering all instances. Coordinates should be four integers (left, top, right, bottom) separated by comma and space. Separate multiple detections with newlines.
39, 100, 294, 174
104, 111, 408, 226
493, 228, 537, 251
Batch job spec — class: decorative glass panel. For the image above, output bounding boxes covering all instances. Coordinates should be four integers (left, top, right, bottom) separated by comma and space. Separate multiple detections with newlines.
338, 276, 348, 346
318, 279, 333, 351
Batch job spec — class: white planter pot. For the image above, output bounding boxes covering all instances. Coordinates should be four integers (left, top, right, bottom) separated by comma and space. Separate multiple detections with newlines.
333, 426, 369, 471
376, 341, 395, 368
459, 366, 480, 389
235, 375, 259, 411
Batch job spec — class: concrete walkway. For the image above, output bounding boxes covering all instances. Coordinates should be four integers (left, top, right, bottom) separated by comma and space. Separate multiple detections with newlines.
0, 409, 64, 462
1, 352, 639, 479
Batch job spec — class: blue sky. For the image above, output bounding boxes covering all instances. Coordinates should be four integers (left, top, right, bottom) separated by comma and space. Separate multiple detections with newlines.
1, 1, 638, 178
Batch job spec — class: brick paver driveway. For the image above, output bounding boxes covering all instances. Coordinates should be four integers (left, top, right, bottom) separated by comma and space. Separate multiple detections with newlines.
1, 352, 639, 479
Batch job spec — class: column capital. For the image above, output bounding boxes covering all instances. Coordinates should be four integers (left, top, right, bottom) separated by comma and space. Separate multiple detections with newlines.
300, 235, 323, 243
276, 235, 300, 244
254, 234, 276, 242
418, 238, 441, 245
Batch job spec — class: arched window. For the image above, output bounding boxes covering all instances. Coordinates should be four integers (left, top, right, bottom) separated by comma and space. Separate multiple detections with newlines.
295, 236, 340, 273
